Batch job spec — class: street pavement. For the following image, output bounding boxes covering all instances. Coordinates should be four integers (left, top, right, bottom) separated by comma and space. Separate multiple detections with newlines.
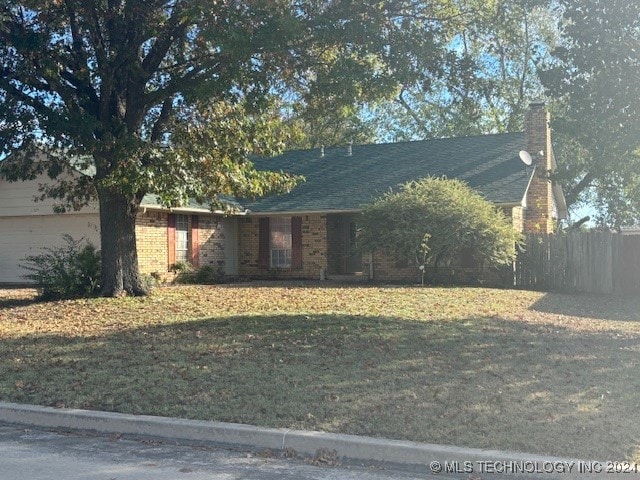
0, 402, 610, 480
0, 423, 448, 480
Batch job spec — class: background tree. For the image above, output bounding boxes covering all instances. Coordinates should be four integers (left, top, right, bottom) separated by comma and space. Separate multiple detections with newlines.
540, 0, 640, 229
283, 0, 496, 148
369, 0, 557, 141
0, 0, 457, 296
358, 177, 521, 281
280, 99, 377, 150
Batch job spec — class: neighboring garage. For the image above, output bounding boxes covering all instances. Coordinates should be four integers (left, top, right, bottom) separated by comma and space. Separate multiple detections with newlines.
1, 173, 238, 285
0, 175, 100, 284
0, 214, 100, 284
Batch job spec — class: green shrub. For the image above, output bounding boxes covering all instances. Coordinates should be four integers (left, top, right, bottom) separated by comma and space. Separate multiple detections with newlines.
21, 235, 101, 299
169, 261, 194, 274
142, 272, 162, 291
171, 264, 222, 284
194, 265, 221, 284
170, 261, 195, 284
359, 176, 523, 282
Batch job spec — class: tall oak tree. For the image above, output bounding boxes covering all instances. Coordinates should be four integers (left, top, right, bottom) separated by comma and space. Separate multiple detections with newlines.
0, 0, 451, 295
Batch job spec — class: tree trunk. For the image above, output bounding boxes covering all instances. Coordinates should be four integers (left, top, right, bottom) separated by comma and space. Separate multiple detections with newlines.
98, 188, 148, 297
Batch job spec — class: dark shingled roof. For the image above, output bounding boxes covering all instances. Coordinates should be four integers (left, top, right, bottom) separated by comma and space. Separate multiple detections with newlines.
241, 132, 532, 214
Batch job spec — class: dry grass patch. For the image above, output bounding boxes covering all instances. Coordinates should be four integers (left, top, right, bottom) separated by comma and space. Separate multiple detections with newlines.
2, 284, 640, 461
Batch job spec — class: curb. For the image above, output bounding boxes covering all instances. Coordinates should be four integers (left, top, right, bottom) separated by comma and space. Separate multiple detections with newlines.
0, 402, 609, 478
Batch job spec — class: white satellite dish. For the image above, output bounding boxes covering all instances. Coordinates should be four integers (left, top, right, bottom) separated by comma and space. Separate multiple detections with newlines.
519, 150, 533, 166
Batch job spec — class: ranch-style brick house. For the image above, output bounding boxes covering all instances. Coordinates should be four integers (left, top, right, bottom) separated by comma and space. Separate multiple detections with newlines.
0, 103, 566, 285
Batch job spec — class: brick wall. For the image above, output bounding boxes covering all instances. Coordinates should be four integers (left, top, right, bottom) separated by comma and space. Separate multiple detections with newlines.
366, 248, 509, 286
238, 214, 328, 279
198, 215, 226, 273
229, 208, 519, 285
135, 211, 226, 281
523, 103, 555, 233
135, 210, 169, 280
238, 217, 259, 272
510, 206, 524, 232
303, 214, 328, 277
366, 250, 418, 283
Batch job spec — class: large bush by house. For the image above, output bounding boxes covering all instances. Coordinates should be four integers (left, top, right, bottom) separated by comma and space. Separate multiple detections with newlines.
21, 235, 101, 299
359, 177, 522, 275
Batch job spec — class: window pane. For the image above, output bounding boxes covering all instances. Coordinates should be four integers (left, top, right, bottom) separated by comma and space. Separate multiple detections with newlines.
176, 249, 188, 263
176, 214, 189, 263
270, 217, 292, 268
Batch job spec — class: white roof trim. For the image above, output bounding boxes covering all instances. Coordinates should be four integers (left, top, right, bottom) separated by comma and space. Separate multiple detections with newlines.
140, 204, 248, 216
244, 209, 362, 217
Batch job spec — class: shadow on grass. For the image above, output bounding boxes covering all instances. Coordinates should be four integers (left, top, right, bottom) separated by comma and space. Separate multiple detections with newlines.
0, 290, 51, 309
0, 292, 100, 309
529, 291, 640, 322
1, 312, 640, 461
0, 298, 43, 309
213, 280, 419, 289
198, 280, 514, 291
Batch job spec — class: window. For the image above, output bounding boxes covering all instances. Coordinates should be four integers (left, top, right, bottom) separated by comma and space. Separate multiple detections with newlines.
258, 217, 302, 270
175, 214, 189, 263
270, 217, 292, 268
168, 214, 199, 269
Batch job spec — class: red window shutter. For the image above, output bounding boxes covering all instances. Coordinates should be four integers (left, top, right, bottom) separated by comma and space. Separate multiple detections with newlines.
291, 216, 303, 270
190, 215, 200, 268
167, 213, 176, 268
258, 217, 270, 270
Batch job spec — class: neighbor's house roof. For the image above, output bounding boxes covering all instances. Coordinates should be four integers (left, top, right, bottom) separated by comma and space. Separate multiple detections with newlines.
241, 132, 532, 214
0, 152, 243, 216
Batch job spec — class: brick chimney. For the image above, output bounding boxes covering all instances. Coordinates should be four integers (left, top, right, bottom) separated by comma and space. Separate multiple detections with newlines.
523, 102, 555, 233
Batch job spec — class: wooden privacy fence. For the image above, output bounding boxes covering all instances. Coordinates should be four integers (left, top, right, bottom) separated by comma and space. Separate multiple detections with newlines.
514, 231, 640, 295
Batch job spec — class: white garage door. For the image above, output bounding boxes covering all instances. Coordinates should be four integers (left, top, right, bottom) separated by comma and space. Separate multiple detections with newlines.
0, 214, 101, 284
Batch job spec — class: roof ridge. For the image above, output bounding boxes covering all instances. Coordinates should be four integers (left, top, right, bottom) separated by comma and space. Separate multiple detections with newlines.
304, 131, 523, 152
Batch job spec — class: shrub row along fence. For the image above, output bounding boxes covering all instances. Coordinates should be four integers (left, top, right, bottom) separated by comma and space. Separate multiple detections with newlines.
514, 231, 640, 295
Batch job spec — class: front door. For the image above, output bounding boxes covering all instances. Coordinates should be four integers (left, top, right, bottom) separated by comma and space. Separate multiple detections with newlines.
344, 219, 362, 274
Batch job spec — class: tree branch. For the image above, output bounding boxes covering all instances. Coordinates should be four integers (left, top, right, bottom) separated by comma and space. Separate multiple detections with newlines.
396, 88, 431, 139
565, 171, 595, 207
150, 96, 174, 142
567, 215, 591, 231
141, 3, 188, 75
143, 64, 214, 107
0, 76, 59, 121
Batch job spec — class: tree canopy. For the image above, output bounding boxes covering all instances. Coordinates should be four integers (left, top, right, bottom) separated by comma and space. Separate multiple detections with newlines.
358, 177, 521, 276
540, 0, 640, 228
279, 0, 557, 149
368, 0, 557, 142
0, 0, 457, 295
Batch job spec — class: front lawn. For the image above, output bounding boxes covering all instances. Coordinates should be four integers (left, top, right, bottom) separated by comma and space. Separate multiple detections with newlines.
2, 284, 640, 461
